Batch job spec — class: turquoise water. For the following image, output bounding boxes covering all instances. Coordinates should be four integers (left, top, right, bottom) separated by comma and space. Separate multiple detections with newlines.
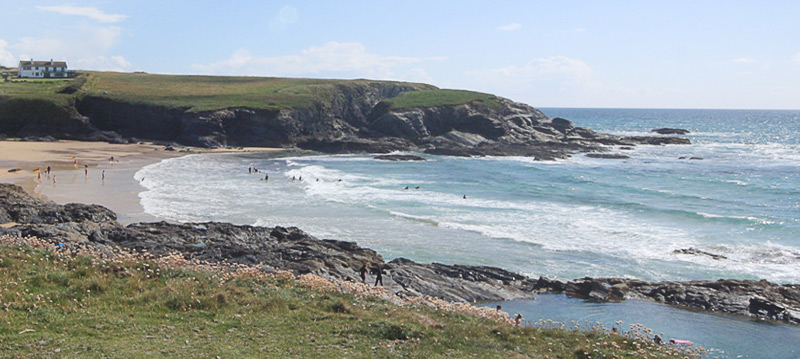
135, 108, 800, 357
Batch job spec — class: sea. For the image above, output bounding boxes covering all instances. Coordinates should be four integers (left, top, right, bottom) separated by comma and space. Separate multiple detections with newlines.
134, 108, 800, 358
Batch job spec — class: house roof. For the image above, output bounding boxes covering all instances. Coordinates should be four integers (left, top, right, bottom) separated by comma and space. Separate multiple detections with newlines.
18, 60, 67, 68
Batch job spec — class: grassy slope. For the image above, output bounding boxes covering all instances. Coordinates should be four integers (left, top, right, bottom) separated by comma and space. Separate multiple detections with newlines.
0, 71, 505, 115
384, 89, 504, 109
0, 242, 697, 359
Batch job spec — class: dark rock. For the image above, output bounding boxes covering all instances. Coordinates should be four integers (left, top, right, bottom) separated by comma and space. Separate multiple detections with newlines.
22, 135, 57, 142
0, 184, 116, 224
674, 247, 728, 260
585, 153, 630, 159
1, 83, 692, 159
622, 136, 691, 145
374, 154, 426, 161
534, 276, 567, 292
652, 128, 691, 135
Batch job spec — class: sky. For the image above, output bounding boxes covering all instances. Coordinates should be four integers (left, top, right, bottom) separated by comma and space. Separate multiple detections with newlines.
2, 1, 799, 109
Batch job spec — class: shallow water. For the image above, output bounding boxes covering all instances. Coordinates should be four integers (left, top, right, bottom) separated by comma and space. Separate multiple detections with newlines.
483, 295, 800, 359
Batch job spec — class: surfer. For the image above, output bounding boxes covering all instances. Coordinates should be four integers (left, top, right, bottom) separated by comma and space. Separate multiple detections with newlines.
463, 195, 467, 199
264, 174, 269, 181
404, 186, 409, 190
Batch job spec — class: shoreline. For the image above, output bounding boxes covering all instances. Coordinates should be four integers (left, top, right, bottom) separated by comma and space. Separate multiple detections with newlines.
2, 140, 799, 327
0, 140, 283, 224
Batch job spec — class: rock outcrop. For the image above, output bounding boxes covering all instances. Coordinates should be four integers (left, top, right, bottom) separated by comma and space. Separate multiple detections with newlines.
652, 128, 691, 135
0, 184, 532, 303
2, 82, 690, 159
7, 184, 796, 323
535, 276, 800, 325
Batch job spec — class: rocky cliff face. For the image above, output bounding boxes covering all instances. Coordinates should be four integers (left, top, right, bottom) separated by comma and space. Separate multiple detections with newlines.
4, 82, 688, 158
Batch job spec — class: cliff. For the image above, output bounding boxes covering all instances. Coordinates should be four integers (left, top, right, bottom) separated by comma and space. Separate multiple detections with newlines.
0, 72, 688, 159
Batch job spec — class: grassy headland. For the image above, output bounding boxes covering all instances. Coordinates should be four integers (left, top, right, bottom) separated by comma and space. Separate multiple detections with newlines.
0, 236, 700, 358
0, 71, 507, 115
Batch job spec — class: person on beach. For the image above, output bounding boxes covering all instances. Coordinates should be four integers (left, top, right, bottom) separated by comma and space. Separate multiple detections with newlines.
53, 175, 56, 185
101, 170, 105, 181
84, 164, 88, 177
372, 266, 383, 286
359, 263, 369, 283
46, 166, 51, 175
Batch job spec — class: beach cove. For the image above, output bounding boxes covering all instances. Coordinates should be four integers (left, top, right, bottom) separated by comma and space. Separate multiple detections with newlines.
2, 108, 800, 357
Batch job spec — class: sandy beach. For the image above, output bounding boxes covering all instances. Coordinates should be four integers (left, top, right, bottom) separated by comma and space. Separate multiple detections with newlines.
0, 140, 282, 224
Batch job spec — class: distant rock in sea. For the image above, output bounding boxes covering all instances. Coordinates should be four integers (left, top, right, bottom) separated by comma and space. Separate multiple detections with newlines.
651, 128, 691, 135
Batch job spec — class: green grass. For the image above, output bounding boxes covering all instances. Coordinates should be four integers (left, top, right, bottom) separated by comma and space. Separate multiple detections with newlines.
383, 89, 503, 109
0, 71, 508, 116
80, 72, 434, 112
0, 242, 699, 358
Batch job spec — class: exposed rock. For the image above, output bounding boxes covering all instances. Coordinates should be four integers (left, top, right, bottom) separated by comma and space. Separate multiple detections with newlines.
3, 83, 690, 159
0, 184, 116, 224
555, 277, 800, 325
674, 247, 728, 260
6, 184, 799, 323
374, 154, 427, 161
0, 184, 532, 303
585, 153, 630, 159
652, 128, 691, 135
620, 136, 691, 145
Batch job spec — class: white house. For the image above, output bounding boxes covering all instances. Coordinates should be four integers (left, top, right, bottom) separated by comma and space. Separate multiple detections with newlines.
17, 59, 76, 78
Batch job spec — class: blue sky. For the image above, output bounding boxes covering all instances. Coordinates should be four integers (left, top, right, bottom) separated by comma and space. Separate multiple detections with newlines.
2, 1, 799, 109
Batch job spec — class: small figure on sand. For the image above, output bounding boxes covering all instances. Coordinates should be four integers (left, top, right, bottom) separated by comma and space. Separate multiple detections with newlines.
358, 263, 369, 284
46, 166, 51, 175
84, 164, 88, 177
53, 175, 56, 185
101, 170, 105, 181
371, 266, 383, 286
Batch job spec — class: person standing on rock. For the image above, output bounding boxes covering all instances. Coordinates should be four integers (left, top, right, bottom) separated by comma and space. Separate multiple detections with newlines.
372, 265, 384, 286
359, 263, 369, 284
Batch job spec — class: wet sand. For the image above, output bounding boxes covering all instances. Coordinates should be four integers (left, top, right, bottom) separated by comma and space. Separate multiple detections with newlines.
0, 140, 283, 224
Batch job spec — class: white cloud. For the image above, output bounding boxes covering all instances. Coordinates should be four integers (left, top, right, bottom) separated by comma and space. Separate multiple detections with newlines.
37, 5, 127, 23
478, 56, 592, 83
793, 53, 800, 65
193, 41, 441, 81
498, 23, 521, 31
733, 57, 756, 64
0, 39, 16, 67
75, 55, 131, 72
